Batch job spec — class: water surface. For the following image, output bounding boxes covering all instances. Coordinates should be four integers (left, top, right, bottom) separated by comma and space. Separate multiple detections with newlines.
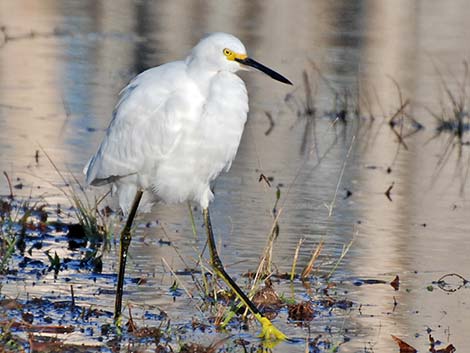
1, 1, 470, 352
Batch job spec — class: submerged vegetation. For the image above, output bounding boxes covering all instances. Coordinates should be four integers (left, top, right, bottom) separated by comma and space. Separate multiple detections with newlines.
0, 184, 359, 352
0, 180, 460, 352
283, 58, 470, 197
425, 61, 470, 191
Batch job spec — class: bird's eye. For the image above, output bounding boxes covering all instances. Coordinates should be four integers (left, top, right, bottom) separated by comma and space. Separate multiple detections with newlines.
223, 48, 232, 57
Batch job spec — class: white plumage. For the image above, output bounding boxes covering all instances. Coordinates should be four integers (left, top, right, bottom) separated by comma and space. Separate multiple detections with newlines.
83, 32, 291, 339
84, 33, 249, 213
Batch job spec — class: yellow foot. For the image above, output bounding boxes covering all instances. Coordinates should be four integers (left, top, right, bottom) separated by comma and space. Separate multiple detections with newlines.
256, 314, 287, 341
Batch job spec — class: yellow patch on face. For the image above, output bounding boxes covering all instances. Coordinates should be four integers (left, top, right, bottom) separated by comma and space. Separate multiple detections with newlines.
223, 48, 247, 61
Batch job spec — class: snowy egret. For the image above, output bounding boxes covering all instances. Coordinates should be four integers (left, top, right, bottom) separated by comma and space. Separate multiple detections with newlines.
84, 32, 292, 340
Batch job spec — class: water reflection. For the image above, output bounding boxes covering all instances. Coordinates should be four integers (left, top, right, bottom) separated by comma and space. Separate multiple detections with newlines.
1, 0, 470, 351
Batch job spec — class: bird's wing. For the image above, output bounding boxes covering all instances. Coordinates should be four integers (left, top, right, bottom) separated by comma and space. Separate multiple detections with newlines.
84, 62, 192, 186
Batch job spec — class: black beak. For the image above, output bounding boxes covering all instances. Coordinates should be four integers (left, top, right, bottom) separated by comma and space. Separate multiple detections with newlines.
235, 57, 292, 85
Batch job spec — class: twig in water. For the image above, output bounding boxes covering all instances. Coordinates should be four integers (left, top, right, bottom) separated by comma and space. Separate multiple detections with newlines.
325, 236, 355, 280
264, 111, 275, 136
385, 182, 394, 202
300, 240, 324, 280
436, 272, 469, 292
258, 173, 271, 187
326, 135, 356, 217
187, 201, 198, 239
256, 187, 281, 278
302, 71, 315, 116
59, 95, 73, 138
160, 223, 204, 295
161, 257, 193, 299
388, 99, 410, 151
70, 285, 75, 314
290, 238, 304, 281
3, 171, 14, 199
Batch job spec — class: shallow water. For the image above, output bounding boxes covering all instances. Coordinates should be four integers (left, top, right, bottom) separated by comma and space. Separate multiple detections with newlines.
1, 1, 470, 352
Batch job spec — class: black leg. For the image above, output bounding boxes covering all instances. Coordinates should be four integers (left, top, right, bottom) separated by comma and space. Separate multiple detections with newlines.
202, 207, 287, 340
114, 189, 144, 322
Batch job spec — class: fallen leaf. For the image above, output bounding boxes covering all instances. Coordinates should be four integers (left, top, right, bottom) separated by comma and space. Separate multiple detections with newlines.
252, 279, 282, 320
288, 301, 315, 322
29, 333, 64, 353
253, 279, 282, 307
429, 334, 456, 353
390, 275, 400, 291
258, 173, 271, 187
179, 336, 229, 353
0, 298, 22, 310
436, 345, 456, 353
391, 335, 417, 353
9, 321, 74, 333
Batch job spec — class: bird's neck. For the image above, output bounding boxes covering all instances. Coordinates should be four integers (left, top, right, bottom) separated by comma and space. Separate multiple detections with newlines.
185, 58, 219, 93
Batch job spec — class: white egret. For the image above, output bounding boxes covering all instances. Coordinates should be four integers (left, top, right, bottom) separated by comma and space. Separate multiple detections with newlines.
84, 32, 292, 340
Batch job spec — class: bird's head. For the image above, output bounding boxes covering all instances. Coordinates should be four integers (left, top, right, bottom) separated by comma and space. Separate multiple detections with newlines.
187, 32, 292, 85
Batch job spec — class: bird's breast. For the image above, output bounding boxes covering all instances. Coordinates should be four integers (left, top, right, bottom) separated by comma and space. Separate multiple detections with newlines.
198, 72, 249, 174
154, 72, 249, 206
